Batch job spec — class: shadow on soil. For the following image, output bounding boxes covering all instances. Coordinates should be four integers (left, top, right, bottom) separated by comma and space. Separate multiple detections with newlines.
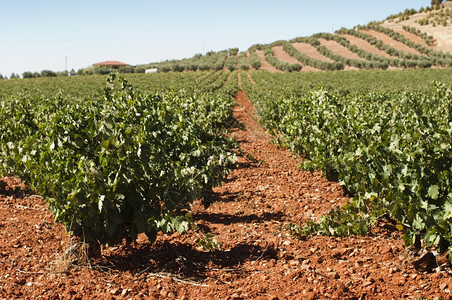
193, 211, 284, 225
229, 119, 246, 132
97, 240, 278, 280
0, 178, 36, 199
204, 189, 246, 203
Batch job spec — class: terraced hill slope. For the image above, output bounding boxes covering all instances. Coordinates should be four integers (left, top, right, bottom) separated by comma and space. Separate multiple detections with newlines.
254, 2, 452, 73
141, 2, 452, 73
382, 1, 452, 53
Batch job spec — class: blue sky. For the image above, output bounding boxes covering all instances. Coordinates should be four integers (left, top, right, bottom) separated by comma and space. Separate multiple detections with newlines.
0, 0, 429, 76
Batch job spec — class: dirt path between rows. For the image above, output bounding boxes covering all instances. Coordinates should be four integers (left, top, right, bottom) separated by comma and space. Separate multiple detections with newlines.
272, 46, 320, 72
255, 50, 282, 73
292, 42, 334, 63
339, 34, 396, 58
361, 30, 424, 56
318, 39, 365, 61
395, 29, 431, 48
1, 81, 451, 299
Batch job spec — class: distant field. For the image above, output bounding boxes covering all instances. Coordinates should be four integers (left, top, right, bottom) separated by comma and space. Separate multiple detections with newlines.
2, 68, 452, 98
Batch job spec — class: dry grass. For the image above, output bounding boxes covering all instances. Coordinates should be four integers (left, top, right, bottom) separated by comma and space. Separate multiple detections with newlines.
50, 239, 91, 273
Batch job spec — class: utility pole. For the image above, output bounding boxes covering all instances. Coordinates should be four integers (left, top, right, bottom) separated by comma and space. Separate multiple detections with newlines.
65, 56, 68, 71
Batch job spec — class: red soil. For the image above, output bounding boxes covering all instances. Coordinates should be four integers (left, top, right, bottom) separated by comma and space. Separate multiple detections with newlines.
362, 30, 425, 56
272, 46, 320, 72
272, 46, 301, 64
396, 29, 432, 48
1, 84, 451, 299
292, 42, 334, 63
255, 50, 282, 73
339, 34, 396, 58
318, 38, 366, 61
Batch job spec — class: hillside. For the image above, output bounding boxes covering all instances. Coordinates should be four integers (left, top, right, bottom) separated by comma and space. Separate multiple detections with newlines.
142, 2, 452, 74
382, 1, 452, 53
253, 1, 452, 73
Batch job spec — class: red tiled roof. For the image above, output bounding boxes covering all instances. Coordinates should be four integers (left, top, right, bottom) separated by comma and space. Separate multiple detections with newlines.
92, 60, 129, 67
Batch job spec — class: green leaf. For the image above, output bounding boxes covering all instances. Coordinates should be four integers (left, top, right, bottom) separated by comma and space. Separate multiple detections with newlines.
444, 201, 452, 219
427, 185, 440, 200
98, 195, 104, 212
412, 214, 425, 231
382, 164, 392, 180
424, 229, 441, 247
